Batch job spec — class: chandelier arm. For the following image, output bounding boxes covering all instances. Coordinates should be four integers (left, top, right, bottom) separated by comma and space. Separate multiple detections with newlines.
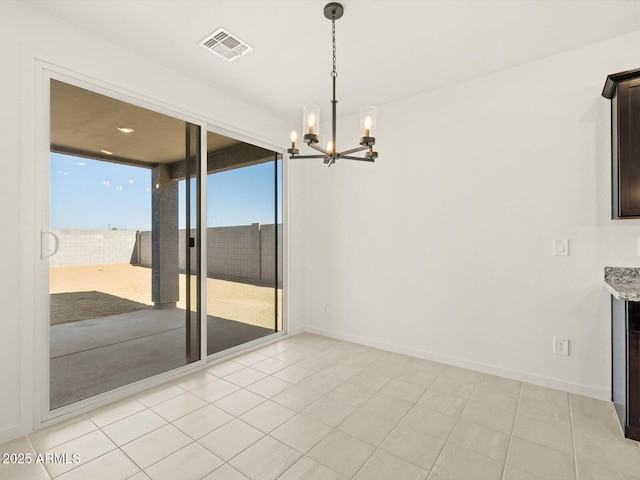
340, 155, 375, 162
338, 145, 370, 156
308, 143, 332, 156
290, 154, 329, 159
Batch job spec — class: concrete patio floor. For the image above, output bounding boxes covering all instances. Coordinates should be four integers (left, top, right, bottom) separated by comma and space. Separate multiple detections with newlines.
48, 264, 282, 409
50, 308, 273, 409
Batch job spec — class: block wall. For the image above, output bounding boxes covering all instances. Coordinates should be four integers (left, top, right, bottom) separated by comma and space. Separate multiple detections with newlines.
49, 225, 283, 284
48, 230, 137, 267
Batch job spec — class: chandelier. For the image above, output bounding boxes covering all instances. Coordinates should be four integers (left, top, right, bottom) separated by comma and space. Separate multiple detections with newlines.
288, 2, 378, 166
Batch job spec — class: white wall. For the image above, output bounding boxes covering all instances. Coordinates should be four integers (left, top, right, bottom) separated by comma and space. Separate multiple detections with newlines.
0, 1, 297, 443
297, 29, 640, 399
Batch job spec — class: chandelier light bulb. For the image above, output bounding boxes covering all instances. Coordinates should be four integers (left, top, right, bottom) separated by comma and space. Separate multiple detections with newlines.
364, 116, 372, 136
302, 104, 320, 144
288, 130, 300, 155
327, 140, 333, 153
360, 106, 377, 142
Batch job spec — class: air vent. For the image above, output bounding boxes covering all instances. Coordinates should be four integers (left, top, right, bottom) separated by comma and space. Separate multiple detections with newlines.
199, 28, 253, 62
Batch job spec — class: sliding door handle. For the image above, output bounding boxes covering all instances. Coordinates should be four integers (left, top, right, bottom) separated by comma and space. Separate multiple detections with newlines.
41, 231, 59, 259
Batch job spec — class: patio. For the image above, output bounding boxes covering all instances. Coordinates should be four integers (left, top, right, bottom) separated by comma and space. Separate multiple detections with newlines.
49, 264, 281, 408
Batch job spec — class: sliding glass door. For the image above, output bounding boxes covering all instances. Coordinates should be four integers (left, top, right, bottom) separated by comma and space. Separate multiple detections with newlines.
45, 79, 285, 412
205, 132, 283, 356
48, 79, 202, 409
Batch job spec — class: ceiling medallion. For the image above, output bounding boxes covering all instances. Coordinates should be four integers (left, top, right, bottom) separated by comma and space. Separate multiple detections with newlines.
288, 2, 378, 166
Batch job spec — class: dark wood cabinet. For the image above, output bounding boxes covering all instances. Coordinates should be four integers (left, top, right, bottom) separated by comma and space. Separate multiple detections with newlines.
611, 297, 640, 440
630, 325, 640, 439
603, 68, 640, 218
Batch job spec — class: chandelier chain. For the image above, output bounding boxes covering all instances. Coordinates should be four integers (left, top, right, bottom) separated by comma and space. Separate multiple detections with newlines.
331, 14, 337, 78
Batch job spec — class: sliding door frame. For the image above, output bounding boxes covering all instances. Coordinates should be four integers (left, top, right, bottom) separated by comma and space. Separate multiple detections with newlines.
27, 61, 288, 434
36, 68, 210, 426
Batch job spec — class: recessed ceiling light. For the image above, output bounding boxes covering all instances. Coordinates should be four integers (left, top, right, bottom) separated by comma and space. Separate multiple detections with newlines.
100, 149, 113, 155
117, 126, 135, 133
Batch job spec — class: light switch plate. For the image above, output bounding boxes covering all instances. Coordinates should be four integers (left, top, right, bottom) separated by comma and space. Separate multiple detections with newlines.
553, 239, 569, 256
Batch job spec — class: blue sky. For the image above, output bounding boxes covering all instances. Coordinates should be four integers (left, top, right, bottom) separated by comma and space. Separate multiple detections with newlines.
50, 153, 282, 230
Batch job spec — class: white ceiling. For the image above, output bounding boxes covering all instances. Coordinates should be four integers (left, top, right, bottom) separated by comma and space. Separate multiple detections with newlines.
24, 0, 640, 124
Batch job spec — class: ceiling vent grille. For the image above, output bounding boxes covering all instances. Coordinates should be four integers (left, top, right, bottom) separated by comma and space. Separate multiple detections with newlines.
199, 28, 253, 62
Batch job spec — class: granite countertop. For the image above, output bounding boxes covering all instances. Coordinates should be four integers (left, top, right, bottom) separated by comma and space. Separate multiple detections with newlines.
605, 267, 640, 301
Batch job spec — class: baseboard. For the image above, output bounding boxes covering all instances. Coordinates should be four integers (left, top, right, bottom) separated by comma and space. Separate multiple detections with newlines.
303, 326, 610, 401
287, 325, 307, 336
0, 424, 27, 446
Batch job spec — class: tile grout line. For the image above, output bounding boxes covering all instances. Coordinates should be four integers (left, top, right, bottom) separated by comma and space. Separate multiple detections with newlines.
499, 381, 524, 480
30, 368, 316, 480
348, 366, 483, 479
568, 394, 579, 480
275, 352, 407, 478
84, 412, 143, 479
188, 377, 303, 477
89, 398, 156, 430
266, 409, 337, 479
268, 346, 382, 478
249, 347, 356, 478
42, 416, 115, 479
136, 383, 187, 409
117, 443, 145, 480
97, 399, 194, 478
124, 470, 145, 480
126, 422, 215, 478
407, 372, 464, 476
388, 367, 464, 474
422, 373, 486, 480
338, 369, 413, 479
24, 434, 53, 480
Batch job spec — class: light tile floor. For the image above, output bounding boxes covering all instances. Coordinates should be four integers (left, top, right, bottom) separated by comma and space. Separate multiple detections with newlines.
2, 333, 640, 480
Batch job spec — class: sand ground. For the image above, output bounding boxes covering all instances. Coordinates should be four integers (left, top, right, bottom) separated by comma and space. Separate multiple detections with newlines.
50, 264, 282, 330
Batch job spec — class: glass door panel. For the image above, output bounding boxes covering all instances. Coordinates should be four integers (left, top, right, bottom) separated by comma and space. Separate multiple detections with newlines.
48, 79, 201, 409
205, 133, 282, 356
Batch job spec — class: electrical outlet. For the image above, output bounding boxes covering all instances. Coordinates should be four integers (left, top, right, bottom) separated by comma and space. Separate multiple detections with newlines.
323, 303, 330, 315
553, 337, 569, 356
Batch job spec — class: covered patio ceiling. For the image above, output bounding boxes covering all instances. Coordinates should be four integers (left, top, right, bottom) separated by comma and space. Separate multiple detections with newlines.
50, 79, 276, 175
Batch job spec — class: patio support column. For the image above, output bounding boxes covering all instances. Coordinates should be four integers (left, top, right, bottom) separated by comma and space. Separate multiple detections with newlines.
151, 164, 179, 309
